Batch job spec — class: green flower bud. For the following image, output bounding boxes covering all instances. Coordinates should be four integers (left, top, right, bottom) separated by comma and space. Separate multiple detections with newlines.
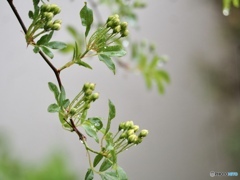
112, 18, 120, 27
85, 89, 93, 96
118, 122, 125, 131
125, 120, 134, 129
120, 132, 127, 139
89, 83, 95, 90
44, 12, 54, 20
127, 129, 135, 136
91, 93, 99, 101
52, 23, 61, 30
113, 25, 121, 33
121, 30, 129, 37
50, 4, 61, 14
54, 19, 62, 24
139, 129, 149, 138
85, 104, 91, 109
41, 4, 48, 12
44, 20, 53, 31
120, 22, 128, 31
83, 83, 90, 91
113, 14, 119, 19
106, 15, 114, 23
135, 137, 143, 144
69, 108, 77, 116
132, 125, 139, 132
107, 21, 114, 28
128, 134, 138, 144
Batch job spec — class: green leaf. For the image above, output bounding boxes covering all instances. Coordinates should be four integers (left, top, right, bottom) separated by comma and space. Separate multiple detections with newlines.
148, 55, 159, 71
100, 45, 126, 57
233, 0, 240, 7
143, 72, 152, 89
80, 2, 93, 37
28, 10, 34, 19
105, 133, 114, 151
62, 99, 70, 109
138, 53, 147, 70
58, 111, 70, 128
66, 25, 79, 39
47, 103, 60, 113
108, 100, 116, 121
33, 0, 40, 18
41, 46, 54, 59
82, 121, 99, 143
48, 82, 59, 102
88, 117, 103, 131
157, 70, 170, 83
75, 60, 92, 69
116, 166, 128, 180
37, 31, 54, 45
46, 41, 67, 50
99, 158, 113, 172
85, 169, 94, 180
33, 46, 40, 53
93, 154, 103, 167
100, 172, 118, 180
59, 86, 66, 106
98, 54, 115, 74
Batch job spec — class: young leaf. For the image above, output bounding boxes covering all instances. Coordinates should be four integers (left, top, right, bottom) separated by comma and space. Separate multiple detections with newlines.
80, 2, 93, 37
48, 82, 59, 102
28, 10, 34, 19
59, 86, 66, 106
75, 60, 93, 69
46, 41, 67, 50
100, 172, 118, 180
37, 31, 54, 45
116, 166, 128, 180
40, 46, 54, 59
99, 158, 113, 172
88, 117, 103, 131
93, 154, 104, 167
47, 103, 60, 113
85, 169, 94, 180
82, 122, 99, 143
100, 45, 126, 57
108, 100, 116, 121
98, 54, 116, 74
62, 99, 70, 109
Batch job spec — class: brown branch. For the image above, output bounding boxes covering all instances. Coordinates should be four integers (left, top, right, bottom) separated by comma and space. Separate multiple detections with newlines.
70, 119, 86, 141
7, 0, 62, 88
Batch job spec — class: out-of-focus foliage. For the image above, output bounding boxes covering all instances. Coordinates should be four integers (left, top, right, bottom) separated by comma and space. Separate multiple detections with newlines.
222, 0, 240, 15
0, 135, 78, 180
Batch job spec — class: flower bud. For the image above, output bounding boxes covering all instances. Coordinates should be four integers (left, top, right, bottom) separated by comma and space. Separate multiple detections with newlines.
50, 4, 61, 14
120, 132, 127, 139
83, 83, 90, 91
106, 15, 114, 23
113, 14, 119, 19
52, 23, 61, 30
69, 108, 77, 116
44, 12, 54, 20
85, 89, 92, 96
120, 22, 128, 31
54, 19, 62, 25
85, 104, 91, 109
139, 129, 149, 138
121, 30, 129, 37
41, 4, 48, 12
44, 20, 53, 31
135, 137, 143, 144
128, 134, 138, 144
91, 93, 99, 101
118, 122, 125, 131
127, 129, 135, 136
107, 21, 114, 28
113, 25, 121, 33
89, 83, 95, 90
112, 18, 120, 27
132, 125, 139, 132
125, 120, 134, 129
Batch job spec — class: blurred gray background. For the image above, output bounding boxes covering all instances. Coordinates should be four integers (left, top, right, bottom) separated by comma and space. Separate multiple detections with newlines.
0, 0, 237, 179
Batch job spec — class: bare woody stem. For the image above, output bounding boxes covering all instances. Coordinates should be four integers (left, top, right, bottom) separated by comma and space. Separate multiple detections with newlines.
7, 0, 63, 89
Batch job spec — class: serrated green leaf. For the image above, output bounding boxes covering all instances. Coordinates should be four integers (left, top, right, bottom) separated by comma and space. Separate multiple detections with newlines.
85, 168, 94, 180
101, 45, 126, 57
47, 103, 60, 113
99, 158, 113, 172
46, 41, 67, 50
82, 122, 99, 143
93, 154, 103, 167
33, 46, 40, 53
75, 60, 92, 69
28, 10, 34, 19
41, 46, 54, 59
98, 54, 115, 74
88, 117, 103, 131
116, 166, 128, 180
37, 31, 54, 45
48, 82, 59, 102
80, 2, 93, 37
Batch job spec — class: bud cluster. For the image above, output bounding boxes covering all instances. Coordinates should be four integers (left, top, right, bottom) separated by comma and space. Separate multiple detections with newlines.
87, 14, 129, 52
67, 83, 99, 121
40, 4, 62, 31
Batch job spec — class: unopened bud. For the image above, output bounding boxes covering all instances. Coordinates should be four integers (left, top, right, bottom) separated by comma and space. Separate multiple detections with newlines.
121, 30, 129, 37
120, 132, 127, 139
120, 22, 128, 31
83, 83, 90, 91
44, 20, 53, 30
41, 4, 48, 12
54, 19, 62, 24
113, 25, 121, 33
125, 120, 134, 129
52, 23, 61, 30
128, 134, 138, 144
89, 83, 95, 90
85, 89, 92, 96
139, 129, 149, 138
132, 125, 139, 132
44, 12, 53, 20
118, 122, 125, 131
91, 93, 99, 101
135, 137, 143, 144
127, 129, 135, 136
69, 108, 77, 116
50, 4, 61, 14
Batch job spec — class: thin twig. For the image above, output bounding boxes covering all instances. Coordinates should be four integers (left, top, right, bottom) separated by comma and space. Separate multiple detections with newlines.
7, 0, 62, 88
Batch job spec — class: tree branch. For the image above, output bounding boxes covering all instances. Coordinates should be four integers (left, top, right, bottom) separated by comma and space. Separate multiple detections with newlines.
7, 0, 63, 88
